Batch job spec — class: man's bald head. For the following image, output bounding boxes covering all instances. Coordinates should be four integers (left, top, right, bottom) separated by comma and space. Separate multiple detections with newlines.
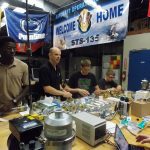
49, 47, 60, 54
48, 47, 61, 66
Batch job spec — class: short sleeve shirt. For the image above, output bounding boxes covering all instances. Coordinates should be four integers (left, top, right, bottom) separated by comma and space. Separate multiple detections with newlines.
68, 71, 97, 98
0, 58, 28, 110
39, 61, 62, 97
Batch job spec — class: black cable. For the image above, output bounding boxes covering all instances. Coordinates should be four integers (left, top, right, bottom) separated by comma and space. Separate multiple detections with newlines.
105, 111, 118, 121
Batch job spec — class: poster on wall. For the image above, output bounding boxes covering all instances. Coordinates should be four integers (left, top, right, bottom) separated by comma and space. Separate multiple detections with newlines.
102, 55, 121, 83
53, 0, 129, 50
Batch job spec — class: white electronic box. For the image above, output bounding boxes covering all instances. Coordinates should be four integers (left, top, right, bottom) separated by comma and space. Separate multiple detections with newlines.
72, 112, 106, 146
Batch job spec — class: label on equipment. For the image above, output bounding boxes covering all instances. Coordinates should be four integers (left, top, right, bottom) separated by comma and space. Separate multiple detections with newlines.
22, 121, 37, 129
46, 128, 67, 137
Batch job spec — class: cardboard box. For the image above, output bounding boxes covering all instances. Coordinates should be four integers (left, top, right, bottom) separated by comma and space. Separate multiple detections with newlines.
131, 101, 150, 117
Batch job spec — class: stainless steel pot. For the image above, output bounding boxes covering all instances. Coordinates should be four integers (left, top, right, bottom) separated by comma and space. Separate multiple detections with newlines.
45, 131, 75, 150
141, 79, 149, 90
44, 109, 72, 140
44, 109, 75, 150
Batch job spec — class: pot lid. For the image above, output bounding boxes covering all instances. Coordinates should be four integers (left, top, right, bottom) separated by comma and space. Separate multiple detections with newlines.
141, 79, 148, 83
44, 109, 72, 126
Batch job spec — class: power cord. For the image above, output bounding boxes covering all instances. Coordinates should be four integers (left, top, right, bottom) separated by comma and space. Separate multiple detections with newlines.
105, 111, 118, 121
104, 130, 118, 148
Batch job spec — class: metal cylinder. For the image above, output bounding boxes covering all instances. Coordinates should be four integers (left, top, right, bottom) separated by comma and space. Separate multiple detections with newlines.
44, 109, 75, 150
45, 130, 75, 150
141, 79, 149, 90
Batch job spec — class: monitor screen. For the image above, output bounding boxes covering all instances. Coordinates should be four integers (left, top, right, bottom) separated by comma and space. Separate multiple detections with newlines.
115, 125, 129, 150
31, 68, 40, 81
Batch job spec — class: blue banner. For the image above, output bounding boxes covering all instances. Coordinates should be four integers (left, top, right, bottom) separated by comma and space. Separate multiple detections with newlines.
53, 0, 129, 50
4, 8, 51, 43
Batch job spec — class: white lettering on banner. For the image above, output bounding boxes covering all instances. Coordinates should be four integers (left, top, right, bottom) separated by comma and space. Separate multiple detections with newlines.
71, 2, 86, 13
56, 8, 71, 19
56, 0, 100, 19
53, 0, 129, 49
97, 4, 124, 22
18, 33, 45, 40
56, 21, 76, 35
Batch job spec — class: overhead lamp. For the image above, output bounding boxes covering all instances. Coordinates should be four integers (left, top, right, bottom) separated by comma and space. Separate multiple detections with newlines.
84, 0, 97, 8
13, 7, 26, 13
1, 2, 9, 11
20, 0, 44, 9
84, 0, 106, 13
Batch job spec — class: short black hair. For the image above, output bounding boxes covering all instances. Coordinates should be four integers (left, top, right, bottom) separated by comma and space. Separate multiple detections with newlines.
0, 36, 15, 46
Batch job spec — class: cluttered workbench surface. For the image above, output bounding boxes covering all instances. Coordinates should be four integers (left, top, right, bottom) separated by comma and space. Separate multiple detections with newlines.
0, 95, 150, 150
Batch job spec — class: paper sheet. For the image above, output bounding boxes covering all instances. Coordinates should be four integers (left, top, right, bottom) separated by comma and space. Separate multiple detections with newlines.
106, 121, 116, 134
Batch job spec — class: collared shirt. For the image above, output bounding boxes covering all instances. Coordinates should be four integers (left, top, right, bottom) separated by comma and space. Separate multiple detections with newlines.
0, 58, 28, 111
39, 61, 62, 97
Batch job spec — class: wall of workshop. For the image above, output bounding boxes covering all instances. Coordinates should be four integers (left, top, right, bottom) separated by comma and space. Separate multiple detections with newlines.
68, 57, 101, 81
60, 41, 123, 83
122, 33, 150, 90
60, 53, 101, 82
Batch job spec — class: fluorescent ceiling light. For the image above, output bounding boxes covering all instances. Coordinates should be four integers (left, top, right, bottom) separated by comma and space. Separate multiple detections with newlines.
84, 0, 97, 8
13, 7, 26, 13
21, 0, 44, 9
84, 0, 106, 13
1, 2, 9, 11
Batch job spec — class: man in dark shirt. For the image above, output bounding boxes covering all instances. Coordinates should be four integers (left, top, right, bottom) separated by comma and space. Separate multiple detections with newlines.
65, 59, 100, 98
99, 69, 121, 91
39, 47, 72, 99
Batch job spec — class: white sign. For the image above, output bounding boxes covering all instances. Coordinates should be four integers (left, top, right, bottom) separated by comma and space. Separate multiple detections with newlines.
53, 0, 129, 50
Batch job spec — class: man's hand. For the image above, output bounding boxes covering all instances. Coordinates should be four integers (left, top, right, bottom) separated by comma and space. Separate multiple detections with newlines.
62, 91, 72, 99
94, 89, 101, 96
136, 134, 150, 144
77, 89, 90, 97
